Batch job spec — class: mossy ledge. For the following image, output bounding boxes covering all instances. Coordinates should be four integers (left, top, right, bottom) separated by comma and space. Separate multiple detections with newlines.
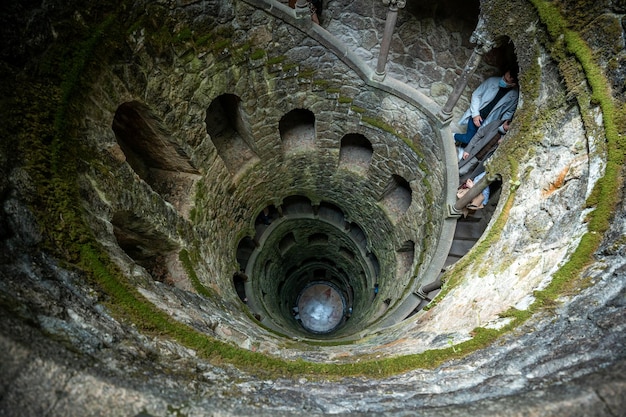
15, 0, 625, 379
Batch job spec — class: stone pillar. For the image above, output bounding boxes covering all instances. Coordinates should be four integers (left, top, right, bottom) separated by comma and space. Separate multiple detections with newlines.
452, 172, 497, 213
438, 46, 486, 121
438, 18, 495, 122
374, 0, 406, 81
295, 0, 310, 19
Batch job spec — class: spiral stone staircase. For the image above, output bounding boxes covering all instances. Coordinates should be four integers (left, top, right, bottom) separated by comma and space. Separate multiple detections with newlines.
0, 0, 625, 416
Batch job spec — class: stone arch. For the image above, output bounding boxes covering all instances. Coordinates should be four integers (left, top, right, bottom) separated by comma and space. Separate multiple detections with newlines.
367, 251, 381, 279
236, 236, 256, 271
205, 93, 259, 177
232, 270, 248, 303
318, 201, 346, 226
347, 222, 368, 250
279, 232, 297, 255
339, 247, 355, 260
264, 260, 273, 278
379, 174, 412, 222
339, 133, 373, 175
483, 36, 519, 75
279, 108, 316, 154
111, 210, 179, 285
282, 195, 313, 216
255, 204, 278, 228
112, 101, 199, 213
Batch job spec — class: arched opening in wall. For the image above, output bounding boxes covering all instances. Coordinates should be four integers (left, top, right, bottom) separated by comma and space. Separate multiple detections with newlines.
339, 247, 355, 261
379, 175, 412, 222
255, 205, 278, 231
318, 201, 345, 226
285, 265, 299, 284
279, 232, 297, 255
111, 211, 180, 286
236, 236, 256, 271
279, 108, 316, 155
205, 94, 259, 177
347, 223, 368, 250
339, 133, 373, 175
232, 270, 248, 303
264, 260, 273, 277
482, 36, 519, 77
367, 252, 380, 280
282, 195, 313, 216
112, 101, 200, 214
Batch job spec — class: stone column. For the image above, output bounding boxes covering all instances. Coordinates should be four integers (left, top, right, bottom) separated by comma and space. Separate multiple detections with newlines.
374, 0, 406, 81
452, 172, 497, 213
438, 46, 486, 121
438, 19, 495, 122
295, 0, 310, 19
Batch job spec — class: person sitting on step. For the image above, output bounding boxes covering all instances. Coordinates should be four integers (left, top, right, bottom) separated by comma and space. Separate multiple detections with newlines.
454, 68, 518, 146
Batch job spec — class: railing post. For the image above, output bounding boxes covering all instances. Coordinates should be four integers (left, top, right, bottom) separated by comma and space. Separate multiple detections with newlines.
374, 0, 406, 81
438, 18, 495, 122
439, 47, 486, 121
449, 171, 499, 217
295, 0, 310, 19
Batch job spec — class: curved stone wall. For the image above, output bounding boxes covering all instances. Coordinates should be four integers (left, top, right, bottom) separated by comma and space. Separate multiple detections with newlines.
94, 0, 450, 342
0, 0, 625, 415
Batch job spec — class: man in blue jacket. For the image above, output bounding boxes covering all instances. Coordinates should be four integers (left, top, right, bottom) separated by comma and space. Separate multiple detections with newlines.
454, 69, 519, 145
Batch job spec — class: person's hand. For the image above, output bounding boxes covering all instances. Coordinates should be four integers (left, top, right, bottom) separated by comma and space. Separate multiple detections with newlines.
466, 179, 474, 188
462, 152, 470, 160
472, 115, 482, 127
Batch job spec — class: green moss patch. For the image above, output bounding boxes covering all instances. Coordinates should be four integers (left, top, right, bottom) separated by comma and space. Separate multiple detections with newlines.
250, 49, 266, 60
266, 55, 287, 65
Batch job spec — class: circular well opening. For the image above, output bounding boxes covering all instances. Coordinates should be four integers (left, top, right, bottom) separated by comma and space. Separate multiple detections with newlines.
296, 282, 346, 334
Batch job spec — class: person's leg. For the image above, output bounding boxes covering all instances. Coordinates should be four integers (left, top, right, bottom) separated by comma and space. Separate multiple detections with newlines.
458, 157, 477, 177
454, 119, 478, 144
467, 193, 485, 209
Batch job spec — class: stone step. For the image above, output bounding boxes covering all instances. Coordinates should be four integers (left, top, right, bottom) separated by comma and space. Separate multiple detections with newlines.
454, 222, 486, 240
